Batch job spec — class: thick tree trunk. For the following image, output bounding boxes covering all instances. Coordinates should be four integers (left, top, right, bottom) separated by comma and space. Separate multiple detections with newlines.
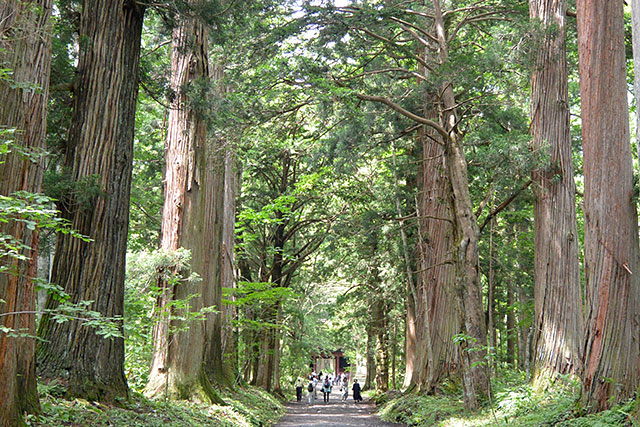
432, 0, 489, 408
632, 0, 640, 190
411, 125, 461, 393
255, 314, 277, 391
445, 134, 489, 409
577, 0, 640, 411
37, 0, 143, 402
529, 0, 583, 385
145, 13, 224, 403
0, 2, 52, 423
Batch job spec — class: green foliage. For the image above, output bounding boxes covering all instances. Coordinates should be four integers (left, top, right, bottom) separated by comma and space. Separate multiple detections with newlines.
0, 136, 124, 344
225, 281, 297, 309
31, 385, 285, 426
128, 89, 164, 251
43, 169, 105, 213
379, 392, 467, 426
378, 368, 639, 426
124, 249, 219, 391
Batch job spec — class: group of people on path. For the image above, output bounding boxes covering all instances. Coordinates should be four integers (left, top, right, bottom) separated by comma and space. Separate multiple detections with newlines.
295, 371, 362, 405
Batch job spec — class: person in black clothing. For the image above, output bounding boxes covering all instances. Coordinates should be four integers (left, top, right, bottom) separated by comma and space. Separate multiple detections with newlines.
295, 377, 303, 402
352, 378, 362, 403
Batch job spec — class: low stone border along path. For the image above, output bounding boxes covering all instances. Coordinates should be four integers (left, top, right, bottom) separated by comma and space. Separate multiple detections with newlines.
275, 390, 406, 427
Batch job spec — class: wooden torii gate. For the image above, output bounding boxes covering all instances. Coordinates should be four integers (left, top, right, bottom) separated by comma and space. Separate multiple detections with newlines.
311, 349, 350, 375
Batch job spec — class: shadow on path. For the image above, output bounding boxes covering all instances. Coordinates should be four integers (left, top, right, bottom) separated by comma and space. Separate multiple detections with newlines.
275, 391, 405, 426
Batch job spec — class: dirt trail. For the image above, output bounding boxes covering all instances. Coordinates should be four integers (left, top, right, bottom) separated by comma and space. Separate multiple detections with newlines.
275, 390, 405, 427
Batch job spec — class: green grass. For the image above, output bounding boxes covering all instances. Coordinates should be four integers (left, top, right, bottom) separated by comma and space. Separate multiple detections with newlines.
378, 369, 639, 426
27, 384, 286, 426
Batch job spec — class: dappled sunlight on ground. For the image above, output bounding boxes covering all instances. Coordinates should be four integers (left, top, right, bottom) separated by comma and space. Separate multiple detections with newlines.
276, 391, 405, 426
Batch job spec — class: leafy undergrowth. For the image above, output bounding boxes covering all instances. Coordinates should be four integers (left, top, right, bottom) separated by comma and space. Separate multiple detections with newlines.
378, 369, 639, 426
28, 383, 285, 426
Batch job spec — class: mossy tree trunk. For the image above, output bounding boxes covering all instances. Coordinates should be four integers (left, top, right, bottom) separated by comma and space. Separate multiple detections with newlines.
0, 1, 52, 423
431, 0, 489, 408
145, 9, 225, 404
37, 0, 143, 402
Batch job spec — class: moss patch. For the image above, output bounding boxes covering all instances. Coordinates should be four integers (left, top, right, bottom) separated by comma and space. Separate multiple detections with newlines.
29, 384, 285, 426
378, 369, 638, 426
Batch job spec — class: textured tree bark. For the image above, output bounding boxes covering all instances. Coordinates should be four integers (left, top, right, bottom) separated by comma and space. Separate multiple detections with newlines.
36, 0, 143, 402
410, 124, 461, 394
145, 12, 224, 403
0, 1, 51, 423
577, 0, 640, 411
632, 0, 640, 190
529, 0, 583, 384
433, 0, 489, 408
445, 133, 489, 409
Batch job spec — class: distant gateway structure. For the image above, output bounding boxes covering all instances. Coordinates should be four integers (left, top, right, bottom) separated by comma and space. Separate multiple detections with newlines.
311, 349, 350, 375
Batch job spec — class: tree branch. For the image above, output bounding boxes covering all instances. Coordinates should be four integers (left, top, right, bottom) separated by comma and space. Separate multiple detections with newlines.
343, 89, 449, 140
479, 179, 533, 232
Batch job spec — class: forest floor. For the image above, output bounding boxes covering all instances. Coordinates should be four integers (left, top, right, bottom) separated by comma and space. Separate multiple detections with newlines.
376, 369, 640, 426
31, 383, 286, 426
275, 390, 405, 426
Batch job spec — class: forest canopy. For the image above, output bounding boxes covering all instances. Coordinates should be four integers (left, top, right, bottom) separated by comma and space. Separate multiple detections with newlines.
1, 0, 640, 425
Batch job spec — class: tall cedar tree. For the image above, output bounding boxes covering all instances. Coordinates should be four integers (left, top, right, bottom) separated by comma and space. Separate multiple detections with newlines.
357, 0, 490, 407
633, 0, 640, 182
37, 0, 144, 401
145, 10, 227, 402
529, 0, 583, 382
577, 0, 640, 410
0, 1, 52, 423
407, 120, 461, 392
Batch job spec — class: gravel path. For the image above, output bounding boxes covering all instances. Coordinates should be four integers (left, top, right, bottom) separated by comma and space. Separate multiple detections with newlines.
275, 390, 405, 427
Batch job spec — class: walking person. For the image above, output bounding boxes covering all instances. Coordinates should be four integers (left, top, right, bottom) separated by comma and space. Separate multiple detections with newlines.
352, 378, 362, 403
295, 377, 303, 402
307, 380, 315, 405
313, 374, 319, 399
322, 376, 332, 403
341, 376, 349, 401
